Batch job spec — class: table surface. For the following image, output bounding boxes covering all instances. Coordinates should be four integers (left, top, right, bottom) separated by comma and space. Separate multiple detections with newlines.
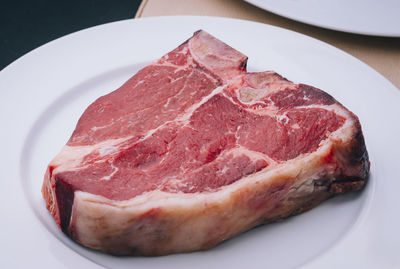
0, 0, 142, 71
136, 0, 400, 90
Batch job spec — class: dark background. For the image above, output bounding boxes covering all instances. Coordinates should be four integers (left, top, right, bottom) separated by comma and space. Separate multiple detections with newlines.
0, 0, 142, 70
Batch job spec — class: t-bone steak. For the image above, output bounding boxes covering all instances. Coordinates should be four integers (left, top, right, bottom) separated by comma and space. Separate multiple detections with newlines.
42, 30, 369, 255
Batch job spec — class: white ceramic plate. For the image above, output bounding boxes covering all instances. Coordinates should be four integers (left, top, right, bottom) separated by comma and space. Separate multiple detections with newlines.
244, 0, 400, 37
1, 16, 399, 269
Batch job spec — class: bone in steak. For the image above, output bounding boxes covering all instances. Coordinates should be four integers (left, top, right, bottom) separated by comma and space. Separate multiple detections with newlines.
42, 30, 369, 255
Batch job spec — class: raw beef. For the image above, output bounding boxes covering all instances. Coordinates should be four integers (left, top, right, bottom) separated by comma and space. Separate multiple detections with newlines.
42, 30, 369, 255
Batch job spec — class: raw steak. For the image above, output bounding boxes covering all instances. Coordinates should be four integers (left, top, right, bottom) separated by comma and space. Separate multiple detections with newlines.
42, 30, 369, 255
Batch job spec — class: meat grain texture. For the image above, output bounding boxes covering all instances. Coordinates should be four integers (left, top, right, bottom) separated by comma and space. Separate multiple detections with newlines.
42, 30, 369, 255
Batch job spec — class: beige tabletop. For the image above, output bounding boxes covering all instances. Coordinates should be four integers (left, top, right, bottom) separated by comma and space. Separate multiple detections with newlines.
135, 0, 400, 90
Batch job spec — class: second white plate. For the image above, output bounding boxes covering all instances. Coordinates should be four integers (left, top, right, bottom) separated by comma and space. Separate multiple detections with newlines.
245, 0, 400, 37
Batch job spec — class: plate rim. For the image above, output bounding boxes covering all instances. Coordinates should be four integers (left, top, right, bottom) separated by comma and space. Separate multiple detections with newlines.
1, 15, 399, 269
